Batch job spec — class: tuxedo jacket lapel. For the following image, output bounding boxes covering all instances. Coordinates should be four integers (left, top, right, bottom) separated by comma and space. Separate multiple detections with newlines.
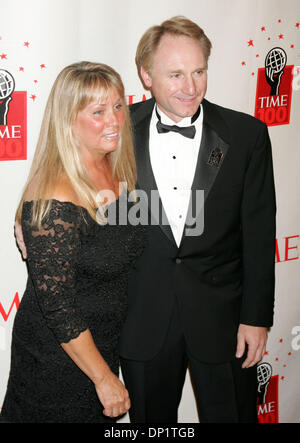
132, 98, 230, 249
180, 102, 231, 252
133, 100, 177, 247
191, 122, 229, 203
181, 120, 230, 246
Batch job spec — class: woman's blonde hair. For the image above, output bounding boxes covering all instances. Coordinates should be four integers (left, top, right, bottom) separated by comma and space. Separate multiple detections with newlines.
136, 16, 212, 76
16, 61, 136, 227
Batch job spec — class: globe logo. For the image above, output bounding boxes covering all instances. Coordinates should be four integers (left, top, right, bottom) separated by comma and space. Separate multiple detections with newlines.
265, 47, 287, 96
257, 362, 272, 404
257, 362, 272, 385
265, 48, 287, 74
0, 69, 15, 125
0, 69, 15, 100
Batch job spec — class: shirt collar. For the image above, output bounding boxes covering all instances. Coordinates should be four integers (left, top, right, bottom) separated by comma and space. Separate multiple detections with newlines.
156, 105, 202, 128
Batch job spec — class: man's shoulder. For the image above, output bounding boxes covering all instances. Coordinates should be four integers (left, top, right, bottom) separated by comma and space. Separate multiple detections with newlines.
129, 97, 155, 124
129, 97, 153, 112
204, 99, 266, 132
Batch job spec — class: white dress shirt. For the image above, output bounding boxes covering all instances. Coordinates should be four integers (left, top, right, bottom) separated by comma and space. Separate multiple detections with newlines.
149, 104, 203, 247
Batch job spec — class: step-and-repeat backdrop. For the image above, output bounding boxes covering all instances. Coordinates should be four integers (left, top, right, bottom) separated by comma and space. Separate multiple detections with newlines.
0, 0, 299, 423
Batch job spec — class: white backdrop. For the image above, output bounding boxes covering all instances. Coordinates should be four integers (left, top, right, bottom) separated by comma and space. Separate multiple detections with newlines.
0, 0, 299, 423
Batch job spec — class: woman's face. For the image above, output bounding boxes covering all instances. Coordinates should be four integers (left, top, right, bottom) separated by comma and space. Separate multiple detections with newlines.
72, 86, 125, 158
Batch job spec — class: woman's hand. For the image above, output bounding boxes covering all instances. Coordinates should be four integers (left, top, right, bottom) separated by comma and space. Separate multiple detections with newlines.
61, 330, 130, 418
94, 371, 131, 417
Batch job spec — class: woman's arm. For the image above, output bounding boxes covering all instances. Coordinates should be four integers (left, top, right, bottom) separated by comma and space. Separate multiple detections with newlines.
61, 329, 130, 417
23, 199, 130, 418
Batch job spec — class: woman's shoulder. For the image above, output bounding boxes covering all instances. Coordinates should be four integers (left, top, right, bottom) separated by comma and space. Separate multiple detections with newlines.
53, 177, 83, 206
25, 176, 81, 206
23, 176, 87, 225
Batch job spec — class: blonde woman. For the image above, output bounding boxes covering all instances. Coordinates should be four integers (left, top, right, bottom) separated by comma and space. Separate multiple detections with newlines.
1, 62, 145, 423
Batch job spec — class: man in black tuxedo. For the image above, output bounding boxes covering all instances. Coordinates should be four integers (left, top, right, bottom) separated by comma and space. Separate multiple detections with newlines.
119, 16, 276, 423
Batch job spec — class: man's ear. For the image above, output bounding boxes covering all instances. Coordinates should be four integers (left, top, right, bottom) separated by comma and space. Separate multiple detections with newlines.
140, 66, 153, 89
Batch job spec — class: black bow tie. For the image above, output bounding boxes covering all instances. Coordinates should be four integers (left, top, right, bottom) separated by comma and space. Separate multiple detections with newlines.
156, 106, 200, 139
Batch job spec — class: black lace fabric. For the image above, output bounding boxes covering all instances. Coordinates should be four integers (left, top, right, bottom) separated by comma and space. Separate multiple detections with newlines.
1, 199, 145, 423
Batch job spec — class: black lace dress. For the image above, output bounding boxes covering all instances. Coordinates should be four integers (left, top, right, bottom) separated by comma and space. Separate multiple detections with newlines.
1, 199, 145, 423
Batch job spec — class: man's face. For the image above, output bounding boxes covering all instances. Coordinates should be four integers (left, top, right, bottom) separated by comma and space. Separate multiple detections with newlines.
141, 34, 208, 123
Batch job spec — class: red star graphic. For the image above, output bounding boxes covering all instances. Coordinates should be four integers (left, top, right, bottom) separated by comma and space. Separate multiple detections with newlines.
251, 72, 255, 76
24, 41, 30, 47
291, 44, 294, 48
40, 64, 46, 69
34, 80, 38, 84
256, 54, 259, 58
296, 23, 300, 29
247, 40, 254, 46
30, 94, 36, 101
278, 34, 284, 39
241, 61, 246, 66
261, 26, 266, 32
0, 53, 7, 59
278, 19, 282, 23
281, 376, 285, 381
19, 67, 24, 72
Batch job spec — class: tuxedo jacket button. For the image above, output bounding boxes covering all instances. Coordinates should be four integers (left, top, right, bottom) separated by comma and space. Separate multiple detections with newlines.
175, 258, 182, 264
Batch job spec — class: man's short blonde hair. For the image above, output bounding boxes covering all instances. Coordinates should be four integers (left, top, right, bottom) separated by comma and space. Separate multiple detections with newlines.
135, 16, 212, 75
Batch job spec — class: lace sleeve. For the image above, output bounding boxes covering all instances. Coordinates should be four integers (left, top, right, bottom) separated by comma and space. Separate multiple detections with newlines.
22, 200, 89, 344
